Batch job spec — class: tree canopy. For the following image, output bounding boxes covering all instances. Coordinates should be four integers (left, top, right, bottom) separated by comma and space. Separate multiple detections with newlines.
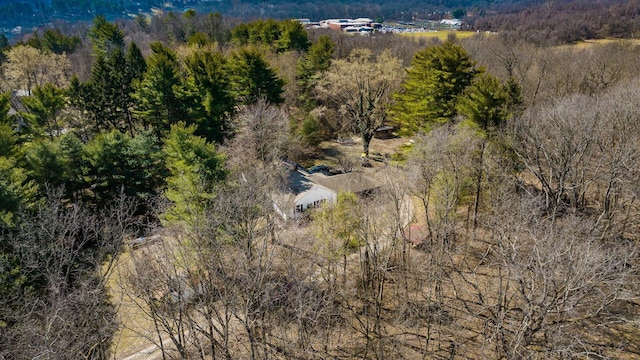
2, 13, 640, 360
184, 50, 236, 142
162, 122, 226, 225
231, 19, 310, 52
228, 48, 285, 106
133, 42, 187, 136
457, 73, 511, 134
297, 35, 335, 109
392, 42, 481, 134
3, 45, 70, 94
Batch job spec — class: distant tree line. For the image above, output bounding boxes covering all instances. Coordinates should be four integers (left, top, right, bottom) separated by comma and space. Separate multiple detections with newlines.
4, 0, 640, 47
471, 0, 640, 45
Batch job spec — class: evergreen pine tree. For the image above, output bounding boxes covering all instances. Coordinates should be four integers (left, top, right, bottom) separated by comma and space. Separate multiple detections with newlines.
228, 48, 284, 106
133, 42, 187, 136
184, 50, 236, 142
296, 35, 334, 109
392, 42, 481, 134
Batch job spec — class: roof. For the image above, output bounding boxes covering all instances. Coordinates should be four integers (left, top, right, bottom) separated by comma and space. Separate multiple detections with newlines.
273, 170, 331, 212
286, 169, 316, 195
441, 19, 462, 25
279, 161, 382, 204
307, 172, 381, 195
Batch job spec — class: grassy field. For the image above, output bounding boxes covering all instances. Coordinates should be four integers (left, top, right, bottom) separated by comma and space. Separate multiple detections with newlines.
107, 248, 161, 359
399, 31, 640, 48
564, 37, 640, 49
399, 30, 480, 42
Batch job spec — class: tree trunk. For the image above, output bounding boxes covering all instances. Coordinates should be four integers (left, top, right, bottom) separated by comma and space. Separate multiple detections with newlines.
473, 141, 486, 231
362, 131, 373, 158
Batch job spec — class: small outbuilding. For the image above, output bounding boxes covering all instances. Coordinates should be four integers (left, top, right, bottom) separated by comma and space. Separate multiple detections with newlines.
374, 125, 395, 139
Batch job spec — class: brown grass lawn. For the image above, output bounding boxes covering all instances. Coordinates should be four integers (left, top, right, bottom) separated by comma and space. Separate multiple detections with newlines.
399, 31, 640, 49
399, 30, 479, 42
315, 135, 413, 169
108, 248, 163, 359
567, 37, 640, 49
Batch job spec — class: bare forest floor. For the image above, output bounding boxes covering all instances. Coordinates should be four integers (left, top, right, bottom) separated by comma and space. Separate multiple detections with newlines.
110, 134, 640, 359
110, 135, 413, 359
314, 135, 412, 172
109, 247, 166, 359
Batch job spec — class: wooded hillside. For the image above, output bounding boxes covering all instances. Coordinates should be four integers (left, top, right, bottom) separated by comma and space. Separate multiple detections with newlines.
1, 11, 640, 359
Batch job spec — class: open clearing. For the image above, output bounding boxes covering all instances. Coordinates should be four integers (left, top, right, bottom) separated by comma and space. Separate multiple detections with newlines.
561, 37, 640, 49
399, 30, 479, 41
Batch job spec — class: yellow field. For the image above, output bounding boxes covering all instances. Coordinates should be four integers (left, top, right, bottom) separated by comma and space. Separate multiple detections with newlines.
401, 31, 640, 48
564, 38, 640, 49
105, 249, 159, 359
399, 30, 480, 41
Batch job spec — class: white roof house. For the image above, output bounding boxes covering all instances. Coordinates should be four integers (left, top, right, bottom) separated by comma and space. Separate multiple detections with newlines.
274, 168, 381, 220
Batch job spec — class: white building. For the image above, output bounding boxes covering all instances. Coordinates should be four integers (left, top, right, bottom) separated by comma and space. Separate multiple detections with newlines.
319, 18, 380, 32
440, 19, 462, 28
274, 167, 381, 220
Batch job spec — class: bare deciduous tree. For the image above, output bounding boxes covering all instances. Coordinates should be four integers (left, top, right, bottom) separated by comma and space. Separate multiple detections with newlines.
1, 190, 137, 360
316, 48, 403, 158
514, 93, 600, 216
461, 192, 639, 358
405, 124, 479, 248
513, 80, 640, 226
2, 45, 71, 94
228, 98, 290, 165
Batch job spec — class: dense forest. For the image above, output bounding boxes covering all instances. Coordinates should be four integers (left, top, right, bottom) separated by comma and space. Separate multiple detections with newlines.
1, 7, 640, 360
471, 0, 640, 45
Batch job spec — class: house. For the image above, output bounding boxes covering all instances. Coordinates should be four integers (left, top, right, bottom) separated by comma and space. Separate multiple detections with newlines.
274, 166, 381, 220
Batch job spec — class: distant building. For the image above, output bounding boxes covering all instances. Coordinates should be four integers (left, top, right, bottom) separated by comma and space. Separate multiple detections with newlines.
318, 18, 380, 33
440, 19, 462, 29
296, 18, 320, 28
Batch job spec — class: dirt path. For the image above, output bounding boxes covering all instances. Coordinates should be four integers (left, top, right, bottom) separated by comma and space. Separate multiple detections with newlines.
118, 342, 165, 360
